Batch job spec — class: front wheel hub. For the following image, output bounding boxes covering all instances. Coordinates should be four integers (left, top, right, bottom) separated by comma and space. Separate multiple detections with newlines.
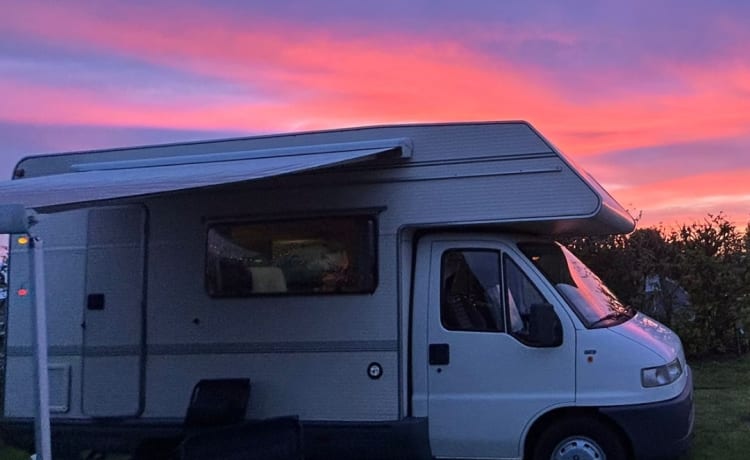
552, 436, 606, 460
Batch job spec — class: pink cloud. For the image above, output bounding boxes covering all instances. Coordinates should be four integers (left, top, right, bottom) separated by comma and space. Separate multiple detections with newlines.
3, 2, 747, 155
2, 1, 750, 228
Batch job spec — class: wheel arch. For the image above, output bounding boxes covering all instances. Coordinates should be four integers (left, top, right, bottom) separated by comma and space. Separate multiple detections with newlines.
522, 407, 634, 459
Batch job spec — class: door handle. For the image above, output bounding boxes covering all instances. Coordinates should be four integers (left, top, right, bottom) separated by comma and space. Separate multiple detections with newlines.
87, 293, 105, 310
429, 343, 450, 365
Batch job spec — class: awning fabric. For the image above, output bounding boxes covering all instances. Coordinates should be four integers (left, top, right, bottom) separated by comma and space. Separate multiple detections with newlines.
0, 139, 411, 210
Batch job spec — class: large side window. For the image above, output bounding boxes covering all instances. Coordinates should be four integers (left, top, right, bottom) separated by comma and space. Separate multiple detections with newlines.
206, 216, 377, 296
503, 255, 548, 342
440, 250, 504, 332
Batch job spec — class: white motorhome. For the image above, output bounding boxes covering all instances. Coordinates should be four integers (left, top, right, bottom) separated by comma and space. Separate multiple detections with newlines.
0, 122, 693, 459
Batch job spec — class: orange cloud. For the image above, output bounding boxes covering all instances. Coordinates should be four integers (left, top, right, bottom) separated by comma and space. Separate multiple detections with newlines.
614, 170, 750, 228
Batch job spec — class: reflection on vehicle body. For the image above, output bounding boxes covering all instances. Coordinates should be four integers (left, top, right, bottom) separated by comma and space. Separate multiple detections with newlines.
518, 242, 636, 328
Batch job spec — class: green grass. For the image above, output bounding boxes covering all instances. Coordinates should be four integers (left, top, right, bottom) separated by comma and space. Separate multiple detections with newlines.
690, 354, 750, 459
0, 443, 31, 460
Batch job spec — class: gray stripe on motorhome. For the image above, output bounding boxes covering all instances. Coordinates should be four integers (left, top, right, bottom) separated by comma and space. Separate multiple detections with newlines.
6, 340, 399, 357
150, 340, 398, 355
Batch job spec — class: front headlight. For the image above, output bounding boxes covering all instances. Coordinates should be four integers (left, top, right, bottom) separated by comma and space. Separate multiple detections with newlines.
641, 358, 683, 388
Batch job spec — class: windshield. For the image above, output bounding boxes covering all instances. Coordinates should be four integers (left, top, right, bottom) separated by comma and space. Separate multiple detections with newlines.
518, 242, 634, 328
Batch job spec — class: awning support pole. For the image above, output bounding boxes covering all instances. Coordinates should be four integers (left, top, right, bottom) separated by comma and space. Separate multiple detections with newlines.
30, 236, 52, 460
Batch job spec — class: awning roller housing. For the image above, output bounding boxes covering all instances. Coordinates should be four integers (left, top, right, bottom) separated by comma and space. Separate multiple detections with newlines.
0, 138, 412, 210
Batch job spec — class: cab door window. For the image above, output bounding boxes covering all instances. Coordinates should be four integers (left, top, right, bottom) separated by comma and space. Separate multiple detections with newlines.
440, 250, 504, 332
504, 255, 549, 342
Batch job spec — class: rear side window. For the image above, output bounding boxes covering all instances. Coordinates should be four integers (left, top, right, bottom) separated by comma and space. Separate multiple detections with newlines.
206, 216, 377, 296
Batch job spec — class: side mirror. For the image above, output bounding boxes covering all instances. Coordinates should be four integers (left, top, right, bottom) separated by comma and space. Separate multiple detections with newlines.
528, 303, 562, 347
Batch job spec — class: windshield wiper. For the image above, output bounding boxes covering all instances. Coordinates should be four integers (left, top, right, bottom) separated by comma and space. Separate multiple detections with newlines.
589, 310, 631, 328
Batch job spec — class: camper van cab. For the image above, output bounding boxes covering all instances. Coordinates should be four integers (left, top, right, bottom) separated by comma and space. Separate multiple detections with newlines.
0, 122, 693, 459
411, 234, 693, 460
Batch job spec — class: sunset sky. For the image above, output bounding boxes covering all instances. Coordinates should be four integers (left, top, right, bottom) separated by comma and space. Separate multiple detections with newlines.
1, 0, 749, 229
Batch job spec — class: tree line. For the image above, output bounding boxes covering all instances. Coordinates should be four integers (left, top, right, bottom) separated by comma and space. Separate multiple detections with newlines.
565, 214, 750, 357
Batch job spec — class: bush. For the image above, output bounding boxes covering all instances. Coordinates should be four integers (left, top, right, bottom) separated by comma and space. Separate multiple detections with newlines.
565, 214, 750, 358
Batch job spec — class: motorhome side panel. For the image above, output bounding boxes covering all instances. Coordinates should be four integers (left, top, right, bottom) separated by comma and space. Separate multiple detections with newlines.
138, 195, 401, 421
5, 210, 89, 417
3, 207, 403, 422
5, 206, 147, 419
277, 155, 600, 227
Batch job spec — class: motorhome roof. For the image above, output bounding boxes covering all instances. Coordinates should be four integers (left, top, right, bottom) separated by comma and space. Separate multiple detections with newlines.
0, 121, 635, 235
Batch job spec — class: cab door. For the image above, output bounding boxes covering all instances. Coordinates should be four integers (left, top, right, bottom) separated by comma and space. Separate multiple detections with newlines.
424, 239, 575, 458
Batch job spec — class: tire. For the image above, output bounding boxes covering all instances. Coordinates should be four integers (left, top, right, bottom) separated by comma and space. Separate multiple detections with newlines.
531, 417, 627, 460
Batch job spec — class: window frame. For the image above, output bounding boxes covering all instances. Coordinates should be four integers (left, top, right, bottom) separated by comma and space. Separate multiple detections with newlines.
439, 248, 506, 333
204, 214, 379, 298
502, 253, 554, 346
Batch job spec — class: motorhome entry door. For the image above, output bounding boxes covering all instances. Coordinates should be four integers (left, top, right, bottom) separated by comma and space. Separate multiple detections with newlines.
82, 205, 146, 417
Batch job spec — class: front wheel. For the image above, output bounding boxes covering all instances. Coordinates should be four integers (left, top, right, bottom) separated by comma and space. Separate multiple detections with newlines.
532, 417, 627, 460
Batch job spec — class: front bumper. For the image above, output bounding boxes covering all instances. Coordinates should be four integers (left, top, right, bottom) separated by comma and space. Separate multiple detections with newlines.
600, 370, 694, 460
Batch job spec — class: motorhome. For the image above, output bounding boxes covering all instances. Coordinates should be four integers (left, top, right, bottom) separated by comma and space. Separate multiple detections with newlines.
0, 122, 693, 459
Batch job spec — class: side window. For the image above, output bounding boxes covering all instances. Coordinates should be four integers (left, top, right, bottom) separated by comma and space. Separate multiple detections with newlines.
441, 250, 504, 332
504, 255, 548, 341
206, 216, 377, 296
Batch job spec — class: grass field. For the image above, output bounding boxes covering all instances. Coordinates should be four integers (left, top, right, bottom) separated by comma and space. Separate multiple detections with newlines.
690, 354, 750, 459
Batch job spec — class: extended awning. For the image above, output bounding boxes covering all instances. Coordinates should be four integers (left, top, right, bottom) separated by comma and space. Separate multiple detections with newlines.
0, 138, 412, 210
0, 137, 411, 460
